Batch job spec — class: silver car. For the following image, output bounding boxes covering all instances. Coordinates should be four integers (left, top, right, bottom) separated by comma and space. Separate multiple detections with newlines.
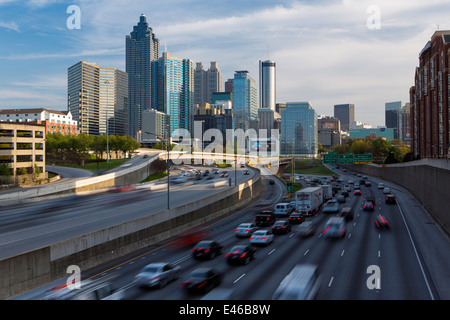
235, 223, 258, 238
322, 199, 339, 213
134, 262, 181, 288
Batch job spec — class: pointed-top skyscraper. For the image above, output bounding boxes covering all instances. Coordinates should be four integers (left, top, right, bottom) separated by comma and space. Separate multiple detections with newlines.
126, 14, 160, 138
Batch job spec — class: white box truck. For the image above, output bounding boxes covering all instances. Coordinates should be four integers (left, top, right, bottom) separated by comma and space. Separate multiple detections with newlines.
295, 187, 323, 216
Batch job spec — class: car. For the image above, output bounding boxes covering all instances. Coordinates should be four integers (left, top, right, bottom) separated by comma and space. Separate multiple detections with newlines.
363, 200, 374, 211
134, 262, 181, 288
250, 230, 274, 246
359, 179, 366, 186
322, 199, 339, 213
191, 240, 223, 260
375, 215, 391, 229
343, 169, 347, 172
378, 183, 385, 189
365, 181, 371, 187
297, 221, 317, 237
348, 179, 354, 184
337, 195, 346, 203
341, 190, 349, 197
354, 189, 362, 196
108, 185, 136, 192
339, 207, 354, 221
219, 171, 229, 177
235, 223, 258, 238
272, 264, 322, 300
323, 217, 346, 238
243, 170, 250, 175
272, 220, 292, 234
225, 245, 256, 265
240, 163, 246, 168
385, 193, 397, 204
366, 196, 376, 205
254, 212, 276, 227
383, 187, 391, 194
344, 185, 352, 192
289, 212, 305, 224
269, 179, 275, 185
180, 267, 222, 294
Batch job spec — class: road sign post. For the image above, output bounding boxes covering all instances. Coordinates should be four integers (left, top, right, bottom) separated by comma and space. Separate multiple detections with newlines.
354, 153, 373, 164
338, 153, 354, 165
323, 152, 337, 164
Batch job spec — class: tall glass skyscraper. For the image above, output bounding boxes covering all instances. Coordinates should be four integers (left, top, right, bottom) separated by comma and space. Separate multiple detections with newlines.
151, 52, 194, 136
259, 60, 276, 111
232, 71, 258, 132
281, 102, 318, 155
126, 14, 160, 138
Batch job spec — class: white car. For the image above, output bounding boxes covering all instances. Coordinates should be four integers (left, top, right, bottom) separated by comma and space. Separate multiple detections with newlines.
250, 230, 274, 246
235, 223, 258, 238
322, 199, 339, 213
134, 262, 181, 288
383, 187, 391, 194
378, 183, 385, 189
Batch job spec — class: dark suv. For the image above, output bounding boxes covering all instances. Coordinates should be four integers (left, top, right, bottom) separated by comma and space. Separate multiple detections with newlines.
339, 207, 354, 221
385, 194, 397, 204
254, 213, 276, 227
191, 240, 223, 260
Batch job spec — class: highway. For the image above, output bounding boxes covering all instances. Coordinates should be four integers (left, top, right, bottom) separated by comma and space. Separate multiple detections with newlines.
0, 165, 254, 260
14, 166, 450, 300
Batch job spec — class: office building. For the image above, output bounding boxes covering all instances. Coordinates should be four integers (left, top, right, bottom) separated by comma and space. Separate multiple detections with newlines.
318, 117, 341, 149
334, 104, 355, 132
151, 52, 194, 136
194, 103, 233, 146
0, 122, 46, 178
0, 108, 78, 135
410, 30, 450, 158
232, 71, 258, 133
140, 108, 169, 145
68, 61, 128, 136
126, 13, 160, 138
385, 101, 405, 140
259, 60, 276, 111
281, 102, 318, 155
399, 103, 411, 147
194, 62, 222, 106
349, 127, 396, 141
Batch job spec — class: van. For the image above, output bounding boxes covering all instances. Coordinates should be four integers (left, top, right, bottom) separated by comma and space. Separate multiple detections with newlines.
272, 264, 322, 300
274, 203, 293, 217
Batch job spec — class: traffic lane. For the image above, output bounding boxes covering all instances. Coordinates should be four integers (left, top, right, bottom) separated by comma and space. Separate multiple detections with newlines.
0, 177, 251, 259
49, 166, 93, 178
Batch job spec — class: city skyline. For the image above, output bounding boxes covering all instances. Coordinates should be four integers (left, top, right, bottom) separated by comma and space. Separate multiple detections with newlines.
1, 0, 450, 127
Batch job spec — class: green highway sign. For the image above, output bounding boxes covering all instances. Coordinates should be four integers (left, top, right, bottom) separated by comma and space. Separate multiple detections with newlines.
338, 153, 354, 164
323, 152, 337, 164
354, 153, 373, 164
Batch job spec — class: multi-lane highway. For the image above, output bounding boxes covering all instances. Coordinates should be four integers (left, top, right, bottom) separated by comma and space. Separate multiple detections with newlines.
0, 165, 255, 260
13, 166, 450, 300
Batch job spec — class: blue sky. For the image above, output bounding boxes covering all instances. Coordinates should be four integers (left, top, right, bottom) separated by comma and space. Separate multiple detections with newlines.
1, 0, 450, 127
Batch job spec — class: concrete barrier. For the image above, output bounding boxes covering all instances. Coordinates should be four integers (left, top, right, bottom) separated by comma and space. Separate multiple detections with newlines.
0, 168, 263, 299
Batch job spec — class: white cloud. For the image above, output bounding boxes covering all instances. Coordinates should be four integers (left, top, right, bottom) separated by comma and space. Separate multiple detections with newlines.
0, 21, 19, 32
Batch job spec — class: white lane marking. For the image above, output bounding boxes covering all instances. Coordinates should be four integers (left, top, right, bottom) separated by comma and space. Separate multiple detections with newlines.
233, 273, 246, 284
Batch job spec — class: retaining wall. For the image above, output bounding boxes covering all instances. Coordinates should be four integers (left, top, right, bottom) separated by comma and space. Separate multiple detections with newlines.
345, 162, 450, 233
0, 171, 263, 299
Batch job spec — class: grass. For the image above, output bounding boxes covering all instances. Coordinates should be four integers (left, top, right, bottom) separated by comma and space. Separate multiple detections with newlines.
140, 171, 168, 183
46, 158, 130, 172
295, 166, 336, 176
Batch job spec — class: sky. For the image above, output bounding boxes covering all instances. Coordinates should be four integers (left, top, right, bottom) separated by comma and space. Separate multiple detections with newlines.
1, 0, 450, 127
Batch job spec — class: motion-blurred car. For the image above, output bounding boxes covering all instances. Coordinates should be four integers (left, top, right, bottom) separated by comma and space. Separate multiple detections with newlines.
363, 200, 375, 211
180, 267, 222, 294
219, 171, 229, 177
375, 215, 391, 229
225, 245, 256, 265
337, 195, 346, 203
108, 185, 136, 192
323, 217, 346, 238
383, 187, 391, 194
243, 170, 250, 175
191, 240, 223, 260
288, 212, 305, 224
235, 223, 258, 238
354, 189, 362, 196
339, 207, 354, 221
322, 199, 339, 213
134, 262, 181, 288
378, 183, 385, 189
250, 230, 274, 246
297, 221, 317, 237
385, 193, 397, 204
272, 264, 322, 300
272, 220, 292, 235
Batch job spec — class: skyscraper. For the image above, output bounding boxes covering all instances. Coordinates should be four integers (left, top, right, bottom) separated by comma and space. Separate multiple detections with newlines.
68, 61, 128, 136
126, 14, 160, 138
194, 61, 222, 106
281, 102, 318, 155
232, 71, 258, 132
334, 104, 355, 132
151, 52, 194, 136
259, 60, 276, 111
